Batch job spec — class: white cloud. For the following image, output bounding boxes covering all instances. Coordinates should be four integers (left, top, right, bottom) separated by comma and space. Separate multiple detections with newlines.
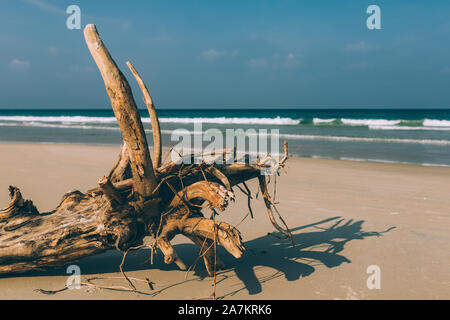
248, 58, 268, 68
282, 52, 302, 69
344, 41, 376, 52
200, 49, 240, 61
25, 0, 65, 15
26, 0, 127, 27
248, 53, 303, 69
201, 49, 221, 61
9, 59, 30, 71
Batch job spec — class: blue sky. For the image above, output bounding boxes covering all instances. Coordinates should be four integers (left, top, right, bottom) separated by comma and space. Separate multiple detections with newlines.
0, 0, 449, 109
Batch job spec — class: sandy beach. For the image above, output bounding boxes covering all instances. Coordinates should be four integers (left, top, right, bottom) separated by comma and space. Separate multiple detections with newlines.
0, 142, 449, 299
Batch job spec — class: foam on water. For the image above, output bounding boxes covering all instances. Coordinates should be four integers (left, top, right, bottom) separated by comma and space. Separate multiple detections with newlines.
0, 115, 301, 126
158, 116, 301, 125
341, 118, 401, 126
2, 115, 450, 130
369, 125, 450, 131
278, 133, 450, 145
1, 120, 449, 146
0, 115, 118, 124
423, 119, 450, 127
313, 118, 337, 124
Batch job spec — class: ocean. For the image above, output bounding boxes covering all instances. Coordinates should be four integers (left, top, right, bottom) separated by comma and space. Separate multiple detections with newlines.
0, 108, 450, 167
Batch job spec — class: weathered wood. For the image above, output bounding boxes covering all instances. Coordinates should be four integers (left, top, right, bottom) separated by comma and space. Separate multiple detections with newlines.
0, 187, 144, 274
99, 176, 123, 207
0, 24, 291, 279
169, 181, 234, 210
109, 143, 131, 183
178, 217, 245, 259
84, 24, 157, 201
126, 61, 162, 169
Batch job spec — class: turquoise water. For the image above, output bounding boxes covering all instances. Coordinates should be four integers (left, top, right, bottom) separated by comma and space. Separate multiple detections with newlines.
0, 109, 449, 167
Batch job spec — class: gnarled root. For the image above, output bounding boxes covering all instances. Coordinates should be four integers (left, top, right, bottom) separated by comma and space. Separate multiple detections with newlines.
155, 215, 244, 270
169, 181, 235, 211
152, 180, 242, 273
0, 186, 147, 274
0, 186, 39, 231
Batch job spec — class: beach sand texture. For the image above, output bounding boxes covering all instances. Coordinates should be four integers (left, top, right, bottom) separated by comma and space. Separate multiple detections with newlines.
0, 142, 449, 299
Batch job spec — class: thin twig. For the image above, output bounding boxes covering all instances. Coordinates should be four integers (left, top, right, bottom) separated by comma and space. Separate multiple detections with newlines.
211, 208, 218, 300
120, 250, 135, 291
242, 182, 254, 219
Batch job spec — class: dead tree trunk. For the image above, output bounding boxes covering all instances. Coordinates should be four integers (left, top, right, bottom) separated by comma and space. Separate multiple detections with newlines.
0, 24, 291, 276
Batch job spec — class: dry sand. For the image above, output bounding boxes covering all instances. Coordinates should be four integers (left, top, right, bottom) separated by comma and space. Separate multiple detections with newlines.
0, 142, 449, 299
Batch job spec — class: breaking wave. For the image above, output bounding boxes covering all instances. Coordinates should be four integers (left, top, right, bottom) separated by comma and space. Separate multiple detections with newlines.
0, 115, 301, 126
1, 115, 450, 130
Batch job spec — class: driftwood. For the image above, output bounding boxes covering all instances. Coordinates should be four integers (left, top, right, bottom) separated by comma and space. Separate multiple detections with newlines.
0, 24, 291, 278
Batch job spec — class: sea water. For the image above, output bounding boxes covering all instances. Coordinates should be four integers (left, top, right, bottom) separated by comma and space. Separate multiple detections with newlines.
0, 108, 449, 167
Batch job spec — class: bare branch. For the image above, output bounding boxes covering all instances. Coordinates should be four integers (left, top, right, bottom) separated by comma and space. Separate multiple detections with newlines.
126, 61, 162, 169
83, 24, 157, 202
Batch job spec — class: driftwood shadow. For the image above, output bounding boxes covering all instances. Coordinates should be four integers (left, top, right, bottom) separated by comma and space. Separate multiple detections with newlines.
1, 217, 395, 298
213, 216, 395, 298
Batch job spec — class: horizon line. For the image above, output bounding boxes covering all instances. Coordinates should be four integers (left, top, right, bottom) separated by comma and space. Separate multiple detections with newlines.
1, 107, 450, 111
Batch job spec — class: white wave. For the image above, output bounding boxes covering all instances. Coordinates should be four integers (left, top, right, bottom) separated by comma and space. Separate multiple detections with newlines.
0, 115, 118, 124
340, 157, 450, 167
4, 115, 450, 129
163, 129, 450, 145
1, 121, 449, 146
340, 157, 409, 164
313, 118, 336, 124
422, 163, 450, 167
423, 119, 450, 127
341, 118, 401, 126
369, 125, 450, 131
158, 116, 301, 125
0, 115, 301, 126
339, 157, 367, 162
277, 133, 450, 145
0, 122, 120, 131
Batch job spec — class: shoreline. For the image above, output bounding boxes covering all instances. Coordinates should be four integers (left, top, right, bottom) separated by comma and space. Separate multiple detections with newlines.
0, 141, 449, 169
